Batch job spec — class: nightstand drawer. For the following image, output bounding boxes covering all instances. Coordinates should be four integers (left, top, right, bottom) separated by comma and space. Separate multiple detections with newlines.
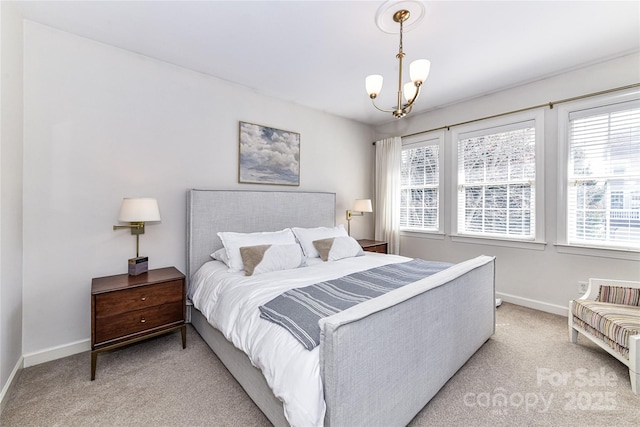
94, 280, 183, 317
95, 301, 184, 343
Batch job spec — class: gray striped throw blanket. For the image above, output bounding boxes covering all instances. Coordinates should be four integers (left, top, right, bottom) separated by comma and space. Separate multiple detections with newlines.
259, 259, 453, 350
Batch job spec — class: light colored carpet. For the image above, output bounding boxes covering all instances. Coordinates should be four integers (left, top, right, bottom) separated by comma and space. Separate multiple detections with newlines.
1, 303, 638, 426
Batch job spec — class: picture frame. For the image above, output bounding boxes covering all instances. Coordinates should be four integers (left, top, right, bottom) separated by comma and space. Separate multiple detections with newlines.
238, 121, 300, 186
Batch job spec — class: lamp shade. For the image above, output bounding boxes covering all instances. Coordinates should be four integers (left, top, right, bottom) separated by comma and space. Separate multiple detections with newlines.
353, 199, 373, 213
365, 75, 384, 97
403, 82, 417, 103
118, 198, 161, 222
409, 59, 431, 84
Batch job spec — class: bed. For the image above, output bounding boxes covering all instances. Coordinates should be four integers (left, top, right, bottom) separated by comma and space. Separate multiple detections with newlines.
186, 189, 496, 426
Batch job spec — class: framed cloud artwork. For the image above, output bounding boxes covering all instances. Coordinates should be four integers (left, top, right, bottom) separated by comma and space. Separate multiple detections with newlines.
238, 121, 300, 186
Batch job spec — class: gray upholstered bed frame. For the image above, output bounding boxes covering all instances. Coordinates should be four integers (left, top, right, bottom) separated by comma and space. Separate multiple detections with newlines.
187, 189, 496, 427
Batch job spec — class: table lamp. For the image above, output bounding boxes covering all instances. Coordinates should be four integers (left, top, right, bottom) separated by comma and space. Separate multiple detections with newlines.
113, 197, 161, 275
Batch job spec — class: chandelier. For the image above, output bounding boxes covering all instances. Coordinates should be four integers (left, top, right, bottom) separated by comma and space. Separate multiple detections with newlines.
365, 8, 430, 119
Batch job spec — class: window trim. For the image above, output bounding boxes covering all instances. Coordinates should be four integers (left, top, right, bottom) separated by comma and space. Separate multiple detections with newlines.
555, 243, 640, 261
450, 109, 546, 244
400, 130, 445, 235
556, 88, 640, 253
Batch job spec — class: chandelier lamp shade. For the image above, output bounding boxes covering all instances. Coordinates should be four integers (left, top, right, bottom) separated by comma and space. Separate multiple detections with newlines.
366, 8, 431, 119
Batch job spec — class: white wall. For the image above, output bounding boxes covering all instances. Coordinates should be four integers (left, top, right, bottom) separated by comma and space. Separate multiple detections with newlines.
375, 53, 640, 314
0, 0, 24, 410
21, 21, 374, 360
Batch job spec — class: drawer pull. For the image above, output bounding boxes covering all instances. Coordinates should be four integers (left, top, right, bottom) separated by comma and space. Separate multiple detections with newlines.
141, 297, 147, 301
140, 317, 146, 323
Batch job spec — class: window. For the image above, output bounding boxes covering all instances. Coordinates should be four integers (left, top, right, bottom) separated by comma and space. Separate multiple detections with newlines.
400, 133, 443, 232
562, 92, 640, 250
452, 110, 544, 242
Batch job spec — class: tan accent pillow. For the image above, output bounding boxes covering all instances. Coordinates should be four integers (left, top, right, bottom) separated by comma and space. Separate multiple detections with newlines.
217, 228, 297, 272
239, 244, 271, 276
239, 243, 305, 276
313, 236, 365, 262
312, 238, 336, 261
291, 225, 348, 258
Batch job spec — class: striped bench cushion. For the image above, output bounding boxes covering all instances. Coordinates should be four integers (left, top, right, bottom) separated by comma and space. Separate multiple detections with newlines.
572, 300, 640, 360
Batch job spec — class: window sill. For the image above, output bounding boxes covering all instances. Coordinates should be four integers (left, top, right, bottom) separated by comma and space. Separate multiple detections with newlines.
400, 230, 446, 240
555, 244, 640, 261
450, 235, 547, 251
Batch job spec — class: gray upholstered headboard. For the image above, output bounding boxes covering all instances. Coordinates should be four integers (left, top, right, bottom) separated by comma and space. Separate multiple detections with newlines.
187, 189, 336, 281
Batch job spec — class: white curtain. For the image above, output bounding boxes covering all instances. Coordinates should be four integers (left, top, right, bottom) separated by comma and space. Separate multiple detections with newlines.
374, 136, 402, 254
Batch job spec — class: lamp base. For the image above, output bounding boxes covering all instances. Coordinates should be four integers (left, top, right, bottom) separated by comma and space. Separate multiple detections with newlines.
128, 256, 148, 276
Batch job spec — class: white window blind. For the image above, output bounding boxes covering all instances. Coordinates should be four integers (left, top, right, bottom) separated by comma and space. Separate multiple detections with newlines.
567, 100, 640, 249
400, 139, 440, 231
457, 121, 536, 239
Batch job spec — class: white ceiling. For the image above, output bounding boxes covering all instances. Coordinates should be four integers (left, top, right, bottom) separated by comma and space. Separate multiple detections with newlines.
14, 0, 640, 126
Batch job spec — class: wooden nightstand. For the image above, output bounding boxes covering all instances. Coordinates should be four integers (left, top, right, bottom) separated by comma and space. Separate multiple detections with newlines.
91, 266, 186, 380
357, 239, 388, 254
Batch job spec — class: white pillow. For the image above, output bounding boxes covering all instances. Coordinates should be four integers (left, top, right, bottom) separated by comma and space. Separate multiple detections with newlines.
313, 236, 364, 262
210, 248, 230, 266
218, 228, 297, 272
239, 243, 305, 276
292, 225, 348, 258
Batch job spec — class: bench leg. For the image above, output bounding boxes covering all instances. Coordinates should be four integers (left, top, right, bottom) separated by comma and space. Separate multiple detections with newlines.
568, 309, 578, 343
569, 326, 578, 343
630, 335, 639, 395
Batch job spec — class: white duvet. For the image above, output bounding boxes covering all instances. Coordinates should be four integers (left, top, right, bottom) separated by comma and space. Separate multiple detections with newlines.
188, 252, 409, 427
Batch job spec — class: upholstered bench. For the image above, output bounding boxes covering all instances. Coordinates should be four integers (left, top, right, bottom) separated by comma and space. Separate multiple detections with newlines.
569, 279, 640, 395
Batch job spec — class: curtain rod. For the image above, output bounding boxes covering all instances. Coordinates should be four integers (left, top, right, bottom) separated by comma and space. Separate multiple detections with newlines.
372, 83, 640, 144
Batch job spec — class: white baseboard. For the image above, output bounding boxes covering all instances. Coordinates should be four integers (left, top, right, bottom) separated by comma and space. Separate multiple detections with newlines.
496, 292, 568, 317
0, 356, 24, 414
22, 339, 90, 368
